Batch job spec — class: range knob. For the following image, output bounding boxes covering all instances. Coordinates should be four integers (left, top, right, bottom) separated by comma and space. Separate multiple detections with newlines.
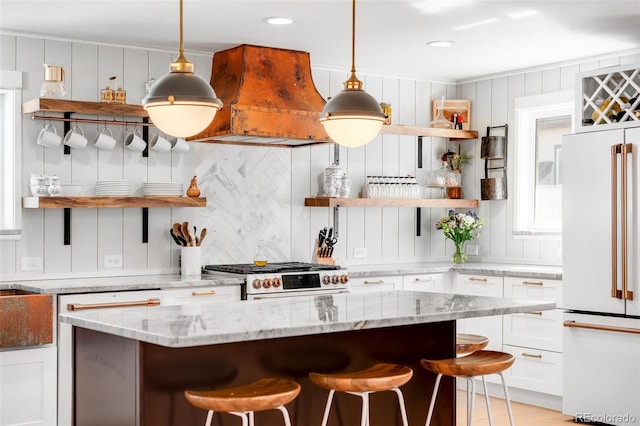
331, 275, 340, 284
322, 275, 331, 285
273, 277, 282, 288
263, 278, 273, 288
339, 274, 350, 283
252, 279, 262, 289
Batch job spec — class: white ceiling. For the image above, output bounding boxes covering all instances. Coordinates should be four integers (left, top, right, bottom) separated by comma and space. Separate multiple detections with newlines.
1, 0, 639, 82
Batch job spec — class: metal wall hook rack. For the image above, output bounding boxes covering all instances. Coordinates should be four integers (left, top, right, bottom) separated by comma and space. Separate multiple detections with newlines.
31, 113, 151, 157
481, 124, 508, 200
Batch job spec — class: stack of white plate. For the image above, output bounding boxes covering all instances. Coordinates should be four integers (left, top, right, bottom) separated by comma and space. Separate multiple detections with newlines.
142, 182, 183, 197
95, 180, 131, 197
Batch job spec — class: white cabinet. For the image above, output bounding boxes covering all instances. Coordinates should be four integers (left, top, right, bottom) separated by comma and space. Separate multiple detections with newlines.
1, 346, 57, 426
453, 274, 504, 352
348, 276, 402, 293
502, 345, 563, 396
402, 273, 449, 292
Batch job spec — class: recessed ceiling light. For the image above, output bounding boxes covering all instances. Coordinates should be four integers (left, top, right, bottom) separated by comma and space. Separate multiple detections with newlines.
426, 40, 456, 48
508, 10, 539, 19
263, 17, 294, 25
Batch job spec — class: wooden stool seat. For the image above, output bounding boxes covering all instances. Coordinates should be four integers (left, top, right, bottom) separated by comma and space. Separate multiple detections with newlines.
185, 378, 300, 426
309, 362, 413, 392
421, 350, 516, 426
456, 333, 489, 357
309, 363, 413, 426
422, 350, 514, 377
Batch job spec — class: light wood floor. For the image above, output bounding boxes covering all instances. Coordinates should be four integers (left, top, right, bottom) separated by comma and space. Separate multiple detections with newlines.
456, 391, 575, 425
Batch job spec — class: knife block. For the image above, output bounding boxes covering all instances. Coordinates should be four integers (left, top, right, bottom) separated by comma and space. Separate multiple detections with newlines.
313, 238, 335, 265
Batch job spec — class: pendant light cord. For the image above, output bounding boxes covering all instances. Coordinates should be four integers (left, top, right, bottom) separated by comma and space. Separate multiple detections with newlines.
350, 0, 356, 74
179, 0, 184, 57
171, 0, 194, 73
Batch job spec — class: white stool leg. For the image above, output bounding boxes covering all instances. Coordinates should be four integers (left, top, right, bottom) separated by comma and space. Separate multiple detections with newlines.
481, 376, 493, 426
424, 373, 443, 426
351, 391, 370, 426
249, 411, 255, 426
320, 389, 335, 426
391, 387, 410, 426
276, 405, 293, 426
466, 378, 472, 424
229, 412, 249, 426
468, 378, 476, 426
499, 372, 516, 426
204, 410, 214, 426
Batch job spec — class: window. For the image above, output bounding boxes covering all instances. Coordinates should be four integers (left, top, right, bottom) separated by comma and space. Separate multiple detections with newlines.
0, 70, 22, 239
514, 91, 573, 236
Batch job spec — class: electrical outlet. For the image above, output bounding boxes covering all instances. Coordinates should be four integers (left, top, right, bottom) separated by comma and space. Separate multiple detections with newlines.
21, 257, 43, 271
353, 248, 367, 259
465, 244, 479, 256
104, 255, 123, 268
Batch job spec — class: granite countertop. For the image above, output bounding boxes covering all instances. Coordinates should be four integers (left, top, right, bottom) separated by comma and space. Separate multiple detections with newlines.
59, 290, 555, 348
0, 262, 562, 295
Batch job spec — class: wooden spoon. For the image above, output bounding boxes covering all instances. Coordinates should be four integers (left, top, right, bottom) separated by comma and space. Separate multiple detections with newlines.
172, 223, 184, 242
197, 228, 207, 246
181, 222, 192, 246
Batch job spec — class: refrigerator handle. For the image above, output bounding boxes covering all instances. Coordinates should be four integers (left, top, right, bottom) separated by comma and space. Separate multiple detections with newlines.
564, 320, 640, 335
621, 143, 633, 301
611, 144, 622, 299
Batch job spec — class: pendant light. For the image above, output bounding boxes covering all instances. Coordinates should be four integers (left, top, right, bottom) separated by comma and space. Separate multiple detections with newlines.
319, 0, 385, 148
142, 0, 222, 138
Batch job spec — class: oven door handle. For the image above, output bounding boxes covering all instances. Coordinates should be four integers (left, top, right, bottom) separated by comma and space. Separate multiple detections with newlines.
66, 298, 161, 311
249, 290, 350, 300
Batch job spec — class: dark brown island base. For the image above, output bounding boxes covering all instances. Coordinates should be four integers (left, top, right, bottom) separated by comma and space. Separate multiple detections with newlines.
62, 290, 555, 426
74, 322, 455, 426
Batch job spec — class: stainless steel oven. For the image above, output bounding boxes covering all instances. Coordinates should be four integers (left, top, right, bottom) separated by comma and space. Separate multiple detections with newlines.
202, 262, 350, 300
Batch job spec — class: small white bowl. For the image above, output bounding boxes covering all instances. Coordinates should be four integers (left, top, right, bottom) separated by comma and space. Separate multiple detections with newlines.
61, 184, 83, 196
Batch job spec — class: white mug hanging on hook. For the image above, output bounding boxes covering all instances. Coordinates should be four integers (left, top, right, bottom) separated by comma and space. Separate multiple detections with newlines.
37, 123, 62, 148
124, 127, 146, 152
93, 126, 117, 151
63, 124, 88, 150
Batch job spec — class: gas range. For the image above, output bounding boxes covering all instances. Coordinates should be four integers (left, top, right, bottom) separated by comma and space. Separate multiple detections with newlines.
202, 262, 350, 299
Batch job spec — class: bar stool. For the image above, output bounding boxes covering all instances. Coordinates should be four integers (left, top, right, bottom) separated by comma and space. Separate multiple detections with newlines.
309, 363, 413, 426
184, 378, 301, 426
456, 333, 489, 357
421, 350, 515, 426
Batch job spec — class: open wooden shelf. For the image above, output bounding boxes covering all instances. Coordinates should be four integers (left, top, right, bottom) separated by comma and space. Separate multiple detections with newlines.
22, 98, 148, 117
380, 125, 478, 140
22, 196, 206, 209
305, 197, 479, 209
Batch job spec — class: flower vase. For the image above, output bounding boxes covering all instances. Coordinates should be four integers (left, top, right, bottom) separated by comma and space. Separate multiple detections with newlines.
453, 241, 467, 264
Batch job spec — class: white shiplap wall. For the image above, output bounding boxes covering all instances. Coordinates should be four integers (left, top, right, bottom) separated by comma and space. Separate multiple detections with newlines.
1, 33, 638, 279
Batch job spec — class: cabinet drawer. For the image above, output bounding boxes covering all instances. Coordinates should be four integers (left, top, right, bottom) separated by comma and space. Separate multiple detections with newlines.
502, 344, 563, 396
349, 276, 401, 293
161, 286, 240, 305
504, 277, 562, 306
403, 274, 446, 292
503, 309, 563, 352
454, 274, 503, 297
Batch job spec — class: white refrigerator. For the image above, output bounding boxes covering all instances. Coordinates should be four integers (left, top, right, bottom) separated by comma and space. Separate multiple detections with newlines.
562, 126, 640, 425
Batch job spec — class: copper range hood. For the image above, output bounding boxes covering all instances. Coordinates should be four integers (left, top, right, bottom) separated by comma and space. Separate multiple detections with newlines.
187, 44, 332, 147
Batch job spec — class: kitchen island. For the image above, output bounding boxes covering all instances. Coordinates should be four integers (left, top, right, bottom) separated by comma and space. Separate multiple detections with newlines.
60, 290, 554, 426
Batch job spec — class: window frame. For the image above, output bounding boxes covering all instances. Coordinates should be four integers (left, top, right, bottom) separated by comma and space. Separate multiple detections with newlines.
0, 70, 23, 239
513, 90, 573, 238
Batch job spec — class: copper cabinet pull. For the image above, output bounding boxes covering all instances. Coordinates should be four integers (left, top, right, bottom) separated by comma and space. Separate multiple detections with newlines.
521, 352, 542, 359
564, 320, 640, 335
364, 280, 386, 285
522, 281, 543, 286
67, 298, 161, 311
469, 277, 488, 282
191, 290, 217, 296
611, 144, 622, 299
414, 277, 433, 282
526, 311, 543, 316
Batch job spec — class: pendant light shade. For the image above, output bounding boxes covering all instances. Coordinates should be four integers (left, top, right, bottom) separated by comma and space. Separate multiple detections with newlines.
142, 0, 222, 138
319, 0, 385, 148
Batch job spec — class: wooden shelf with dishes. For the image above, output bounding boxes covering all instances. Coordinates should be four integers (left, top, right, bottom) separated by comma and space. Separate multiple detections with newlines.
379, 125, 478, 140
22, 197, 206, 245
305, 197, 478, 209
22, 196, 206, 209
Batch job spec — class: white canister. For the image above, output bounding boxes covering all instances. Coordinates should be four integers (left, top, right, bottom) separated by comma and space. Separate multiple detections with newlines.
180, 246, 202, 276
